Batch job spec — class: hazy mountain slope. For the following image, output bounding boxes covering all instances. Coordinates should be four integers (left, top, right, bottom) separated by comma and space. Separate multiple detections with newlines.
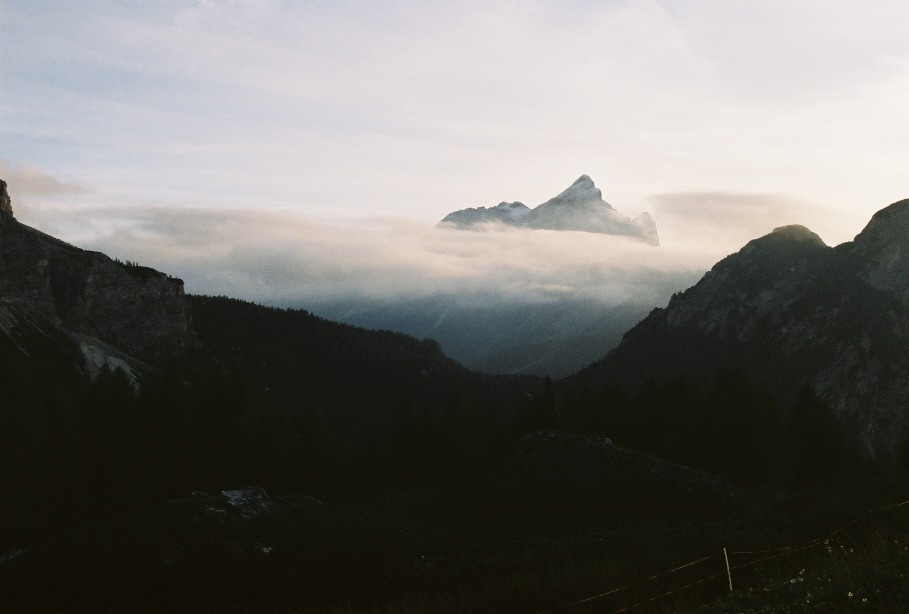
572, 201, 909, 458
440, 175, 659, 245
307, 297, 653, 378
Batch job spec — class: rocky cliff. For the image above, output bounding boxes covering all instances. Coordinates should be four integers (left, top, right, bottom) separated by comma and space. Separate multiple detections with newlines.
0, 180, 191, 374
572, 200, 909, 459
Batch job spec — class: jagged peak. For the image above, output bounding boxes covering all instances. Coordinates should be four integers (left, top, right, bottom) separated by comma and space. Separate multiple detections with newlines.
571, 174, 594, 188
438, 175, 658, 243
546, 174, 602, 204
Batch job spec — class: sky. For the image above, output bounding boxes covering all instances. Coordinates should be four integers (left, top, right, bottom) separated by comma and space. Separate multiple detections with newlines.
3, 0, 909, 307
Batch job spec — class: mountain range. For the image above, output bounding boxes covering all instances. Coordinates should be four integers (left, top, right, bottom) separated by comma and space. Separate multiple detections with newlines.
5, 175, 909, 610
439, 175, 660, 245
5, 173, 909, 461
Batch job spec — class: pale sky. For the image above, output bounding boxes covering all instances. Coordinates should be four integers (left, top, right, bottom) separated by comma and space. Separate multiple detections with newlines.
2, 1, 909, 305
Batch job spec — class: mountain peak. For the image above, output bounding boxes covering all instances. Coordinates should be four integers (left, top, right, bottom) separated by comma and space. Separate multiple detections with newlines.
848, 198, 909, 302
547, 174, 603, 205
439, 175, 658, 244
853, 198, 909, 245
767, 224, 826, 246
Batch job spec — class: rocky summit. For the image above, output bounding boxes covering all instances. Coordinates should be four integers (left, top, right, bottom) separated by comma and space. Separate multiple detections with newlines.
440, 175, 659, 245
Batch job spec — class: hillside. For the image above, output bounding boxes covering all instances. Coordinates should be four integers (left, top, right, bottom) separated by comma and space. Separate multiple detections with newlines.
571, 201, 909, 459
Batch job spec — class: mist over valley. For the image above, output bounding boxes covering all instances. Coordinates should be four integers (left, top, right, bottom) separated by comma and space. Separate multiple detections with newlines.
5, 1, 909, 610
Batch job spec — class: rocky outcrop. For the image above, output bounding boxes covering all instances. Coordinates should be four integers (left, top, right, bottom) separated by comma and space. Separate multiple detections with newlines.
846, 199, 909, 304
440, 175, 660, 245
0, 179, 12, 218
503, 430, 734, 504
0, 179, 192, 370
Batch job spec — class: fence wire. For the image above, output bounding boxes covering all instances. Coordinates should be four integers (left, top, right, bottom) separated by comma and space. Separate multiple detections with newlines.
537, 496, 909, 613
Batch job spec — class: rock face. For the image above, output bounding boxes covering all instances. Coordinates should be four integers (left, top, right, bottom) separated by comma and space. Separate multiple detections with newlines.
504, 430, 734, 503
0, 179, 191, 371
440, 175, 660, 245
0, 179, 12, 218
573, 199, 909, 459
847, 199, 909, 303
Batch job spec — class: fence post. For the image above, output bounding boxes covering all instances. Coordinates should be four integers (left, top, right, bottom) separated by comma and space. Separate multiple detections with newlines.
723, 547, 733, 592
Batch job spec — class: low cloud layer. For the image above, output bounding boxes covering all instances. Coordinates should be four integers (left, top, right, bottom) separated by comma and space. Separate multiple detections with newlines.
22, 204, 715, 310
8, 164, 863, 314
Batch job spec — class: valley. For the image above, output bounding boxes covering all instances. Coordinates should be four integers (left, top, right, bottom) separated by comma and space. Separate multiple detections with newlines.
3, 178, 909, 611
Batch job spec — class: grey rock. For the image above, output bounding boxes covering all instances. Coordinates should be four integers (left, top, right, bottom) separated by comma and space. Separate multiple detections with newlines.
440, 175, 660, 245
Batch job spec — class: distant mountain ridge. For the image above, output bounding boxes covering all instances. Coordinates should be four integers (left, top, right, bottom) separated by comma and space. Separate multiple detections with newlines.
440, 175, 659, 245
573, 199, 909, 459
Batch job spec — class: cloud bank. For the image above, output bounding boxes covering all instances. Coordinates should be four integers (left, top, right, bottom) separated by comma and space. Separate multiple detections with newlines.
6, 164, 862, 314
22, 203, 713, 310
